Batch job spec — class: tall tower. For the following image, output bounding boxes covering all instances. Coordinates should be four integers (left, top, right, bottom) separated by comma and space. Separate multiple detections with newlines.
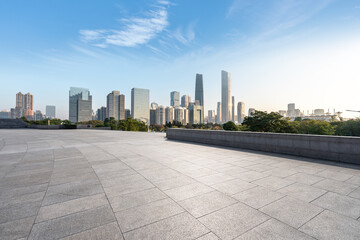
131, 88, 150, 125
170, 91, 180, 107
232, 96, 235, 122
107, 90, 120, 120
69, 87, 92, 123
195, 74, 204, 106
221, 70, 232, 123
237, 102, 245, 124
216, 102, 222, 124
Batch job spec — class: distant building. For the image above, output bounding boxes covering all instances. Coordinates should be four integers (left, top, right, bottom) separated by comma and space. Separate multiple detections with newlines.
170, 91, 180, 107
221, 70, 232, 123
125, 109, 131, 120
208, 110, 215, 123
96, 107, 107, 121
195, 74, 204, 106
165, 106, 174, 123
237, 102, 245, 124
131, 88, 150, 125
189, 104, 204, 124
46, 105, 56, 119
183, 108, 189, 125
15, 92, 34, 119
314, 109, 325, 116
69, 87, 92, 123
150, 109, 157, 125
181, 95, 191, 108
278, 110, 287, 117
34, 110, 44, 121
248, 108, 255, 117
0, 110, 10, 119
151, 102, 159, 110
216, 102, 222, 124
232, 96, 235, 122
157, 106, 165, 125
106, 91, 125, 120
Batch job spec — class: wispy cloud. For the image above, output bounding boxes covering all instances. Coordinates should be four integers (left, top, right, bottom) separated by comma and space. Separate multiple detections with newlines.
80, 1, 170, 48
171, 23, 196, 45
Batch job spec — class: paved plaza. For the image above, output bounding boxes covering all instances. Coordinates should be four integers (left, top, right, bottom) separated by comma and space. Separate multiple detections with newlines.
1, 129, 360, 240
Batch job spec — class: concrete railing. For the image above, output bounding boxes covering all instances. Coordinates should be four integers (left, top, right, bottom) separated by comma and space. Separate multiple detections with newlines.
166, 128, 360, 164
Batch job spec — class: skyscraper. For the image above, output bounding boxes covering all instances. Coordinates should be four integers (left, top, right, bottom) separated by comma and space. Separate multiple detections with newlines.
69, 87, 92, 123
46, 105, 56, 119
221, 70, 232, 123
170, 91, 180, 107
216, 102, 222, 124
189, 104, 203, 124
106, 91, 125, 120
181, 95, 191, 108
165, 106, 174, 123
237, 102, 245, 124
96, 107, 107, 121
131, 88, 150, 125
15, 92, 34, 119
208, 110, 215, 123
125, 109, 131, 120
232, 96, 235, 122
195, 74, 204, 106
158, 106, 165, 125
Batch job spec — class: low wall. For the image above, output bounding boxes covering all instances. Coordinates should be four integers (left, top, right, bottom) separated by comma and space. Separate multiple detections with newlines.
0, 119, 27, 128
166, 129, 360, 164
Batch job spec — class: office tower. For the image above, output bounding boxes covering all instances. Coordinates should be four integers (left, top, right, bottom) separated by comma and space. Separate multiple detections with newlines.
189, 104, 204, 124
221, 70, 232, 123
181, 95, 191, 108
10, 108, 15, 119
96, 107, 107, 121
158, 106, 165, 125
131, 88, 150, 125
24, 93, 34, 111
170, 91, 180, 107
174, 107, 185, 124
237, 102, 245, 124
106, 91, 125, 120
183, 108, 189, 125
34, 110, 44, 121
278, 110, 287, 117
69, 87, 92, 123
16, 92, 24, 109
125, 109, 131, 120
150, 109, 157, 125
287, 103, 295, 117
216, 102, 222, 124
195, 74, 204, 106
46, 105, 56, 119
208, 110, 215, 123
248, 108, 255, 117
0, 110, 10, 119
15, 92, 34, 119
151, 102, 158, 109
165, 106, 174, 123
232, 96, 235, 122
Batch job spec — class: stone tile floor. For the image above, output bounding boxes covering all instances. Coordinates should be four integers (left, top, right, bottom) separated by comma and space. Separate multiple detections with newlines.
0, 129, 360, 240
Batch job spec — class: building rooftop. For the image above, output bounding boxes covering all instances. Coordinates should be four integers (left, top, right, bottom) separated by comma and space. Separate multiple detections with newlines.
0, 129, 360, 240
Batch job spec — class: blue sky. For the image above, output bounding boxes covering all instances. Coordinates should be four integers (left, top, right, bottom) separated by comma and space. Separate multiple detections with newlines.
1, 0, 360, 119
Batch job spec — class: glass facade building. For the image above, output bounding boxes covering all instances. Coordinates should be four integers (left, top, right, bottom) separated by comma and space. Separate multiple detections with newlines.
69, 87, 92, 123
131, 88, 150, 125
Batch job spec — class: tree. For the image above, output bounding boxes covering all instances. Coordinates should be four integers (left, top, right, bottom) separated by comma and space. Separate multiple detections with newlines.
223, 121, 238, 131
298, 119, 335, 135
334, 119, 360, 136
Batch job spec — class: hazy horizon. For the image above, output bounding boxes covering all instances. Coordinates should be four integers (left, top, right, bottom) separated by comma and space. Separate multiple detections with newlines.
1, 0, 359, 120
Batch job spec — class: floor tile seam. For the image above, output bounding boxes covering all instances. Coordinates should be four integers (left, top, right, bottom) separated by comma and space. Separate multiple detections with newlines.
230, 217, 273, 240
37, 192, 107, 209
84, 147, 127, 240
246, 174, 272, 183
2, 145, 27, 179
347, 186, 360, 197
107, 187, 158, 201
194, 231, 219, 240
0, 192, 47, 209
111, 194, 169, 213
27, 147, 54, 240
99, 148, 214, 236
55, 220, 120, 240
177, 189, 240, 207
297, 209, 326, 230
34, 203, 110, 224
252, 194, 288, 210
193, 201, 240, 220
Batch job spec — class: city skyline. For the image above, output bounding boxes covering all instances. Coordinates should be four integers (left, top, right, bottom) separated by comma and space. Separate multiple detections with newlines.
1, 1, 360, 119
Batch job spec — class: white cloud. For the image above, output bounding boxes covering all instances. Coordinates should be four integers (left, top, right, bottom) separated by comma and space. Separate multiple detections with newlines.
80, 1, 169, 48
171, 23, 196, 45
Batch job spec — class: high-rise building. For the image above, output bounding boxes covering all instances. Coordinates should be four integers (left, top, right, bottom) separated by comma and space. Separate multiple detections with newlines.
208, 110, 215, 123
174, 107, 186, 124
221, 70, 232, 123
314, 109, 325, 116
69, 87, 92, 123
46, 105, 56, 119
183, 108, 189, 125
34, 110, 44, 121
232, 96, 235, 122
157, 106, 165, 125
165, 106, 174, 123
96, 107, 107, 121
125, 109, 131, 120
131, 88, 150, 125
15, 92, 34, 119
181, 95, 191, 108
216, 102, 222, 124
189, 104, 204, 124
151, 102, 158, 109
150, 109, 157, 125
106, 91, 125, 120
170, 91, 180, 107
248, 108, 255, 117
237, 102, 245, 124
287, 103, 295, 117
0, 110, 10, 119
195, 74, 204, 106
278, 110, 287, 117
